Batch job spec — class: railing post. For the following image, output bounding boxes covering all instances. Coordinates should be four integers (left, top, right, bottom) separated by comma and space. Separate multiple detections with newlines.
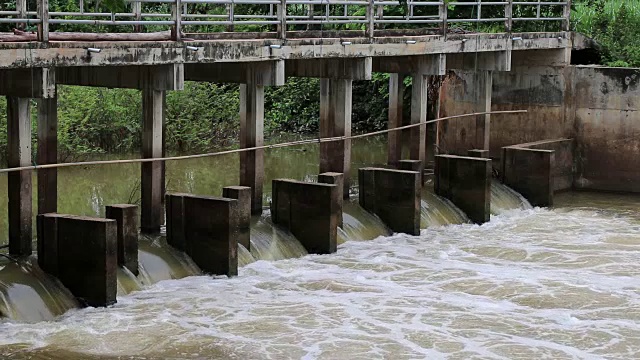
172, 0, 182, 41
505, 0, 513, 33
37, 0, 49, 42
277, 0, 286, 40
16, 0, 27, 30
133, 1, 142, 32
306, 3, 313, 30
563, 0, 571, 32
227, 0, 235, 32
366, 0, 374, 39
439, 0, 448, 38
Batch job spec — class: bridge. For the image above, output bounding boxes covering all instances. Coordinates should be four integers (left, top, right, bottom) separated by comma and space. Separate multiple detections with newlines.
0, 0, 577, 256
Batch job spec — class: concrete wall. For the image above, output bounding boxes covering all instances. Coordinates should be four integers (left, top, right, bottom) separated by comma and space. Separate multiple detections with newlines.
573, 66, 640, 192
440, 54, 640, 193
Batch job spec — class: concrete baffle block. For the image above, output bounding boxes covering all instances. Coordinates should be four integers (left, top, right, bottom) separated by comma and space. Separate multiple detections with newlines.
318, 172, 344, 227
222, 186, 252, 250
166, 193, 239, 277
37, 214, 117, 307
468, 149, 490, 158
358, 168, 421, 235
434, 155, 491, 224
105, 204, 139, 276
502, 147, 555, 207
271, 179, 340, 254
398, 160, 424, 185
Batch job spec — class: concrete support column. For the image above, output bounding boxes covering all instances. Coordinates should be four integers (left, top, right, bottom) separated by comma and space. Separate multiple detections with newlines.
37, 95, 58, 215
106, 204, 139, 276
387, 73, 404, 168
320, 78, 352, 198
475, 71, 493, 151
240, 83, 265, 215
410, 74, 427, 168
426, 75, 441, 168
7, 96, 32, 256
141, 89, 165, 233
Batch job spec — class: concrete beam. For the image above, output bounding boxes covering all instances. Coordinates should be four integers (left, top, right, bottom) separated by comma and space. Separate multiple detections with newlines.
0, 68, 55, 98
447, 51, 511, 72
240, 83, 265, 214
286, 57, 372, 80
7, 96, 32, 256
320, 78, 352, 198
373, 54, 446, 76
56, 64, 184, 90
185, 60, 285, 86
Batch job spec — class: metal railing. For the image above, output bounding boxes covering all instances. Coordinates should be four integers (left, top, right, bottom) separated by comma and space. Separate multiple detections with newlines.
0, 0, 570, 41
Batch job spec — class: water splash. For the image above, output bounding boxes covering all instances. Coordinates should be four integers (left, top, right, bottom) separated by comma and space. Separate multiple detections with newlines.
339, 201, 391, 243
116, 267, 144, 296
138, 234, 201, 285
421, 190, 470, 228
491, 181, 533, 214
238, 244, 256, 267
0, 257, 78, 323
249, 214, 308, 261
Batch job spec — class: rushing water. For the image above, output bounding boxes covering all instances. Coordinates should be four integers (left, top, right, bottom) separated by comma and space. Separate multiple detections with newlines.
1, 137, 639, 358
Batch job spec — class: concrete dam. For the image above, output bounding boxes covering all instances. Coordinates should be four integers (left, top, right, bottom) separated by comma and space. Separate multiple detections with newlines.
2, 0, 640, 358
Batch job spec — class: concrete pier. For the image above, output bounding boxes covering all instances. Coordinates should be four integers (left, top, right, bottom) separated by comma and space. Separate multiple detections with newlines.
240, 83, 265, 214
502, 147, 555, 207
410, 74, 427, 168
398, 160, 424, 185
318, 172, 344, 227
320, 78, 352, 198
474, 71, 493, 151
358, 168, 421, 235
222, 186, 252, 250
434, 155, 491, 224
271, 179, 340, 254
37, 95, 58, 215
387, 73, 405, 167
141, 89, 165, 233
37, 214, 117, 307
105, 204, 139, 276
7, 97, 32, 256
166, 193, 239, 276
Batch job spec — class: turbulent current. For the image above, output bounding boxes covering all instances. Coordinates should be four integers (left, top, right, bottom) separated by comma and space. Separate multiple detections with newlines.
1, 192, 640, 359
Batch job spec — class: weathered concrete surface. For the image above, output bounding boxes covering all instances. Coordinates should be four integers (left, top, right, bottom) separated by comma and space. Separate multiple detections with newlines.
398, 160, 424, 185
572, 66, 640, 192
318, 172, 344, 228
271, 179, 340, 254
105, 204, 139, 276
434, 155, 491, 224
439, 50, 573, 160
502, 147, 555, 207
222, 186, 251, 250
358, 168, 421, 235
0, 33, 569, 69
503, 138, 574, 192
240, 82, 265, 214
37, 95, 58, 215
37, 214, 117, 307
166, 193, 239, 276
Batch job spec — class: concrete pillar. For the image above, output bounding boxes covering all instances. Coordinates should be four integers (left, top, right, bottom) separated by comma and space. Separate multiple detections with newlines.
240, 83, 265, 215
425, 75, 441, 169
475, 71, 493, 151
222, 186, 251, 250
358, 168, 421, 235
502, 147, 555, 207
398, 159, 424, 185
141, 89, 165, 233
7, 96, 32, 257
38, 214, 117, 307
271, 179, 340, 254
320, 78, 352, 199
387, 73, 404, 167
434, 155, 491, 224
468, 149, 490, 158
166, 193, 239, 276
318, 172, 344, 227
105, 204, 139, 276
37, 95, 57, 215
410, 74, 427, 168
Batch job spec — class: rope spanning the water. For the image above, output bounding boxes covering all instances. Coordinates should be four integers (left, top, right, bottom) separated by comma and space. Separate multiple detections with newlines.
0, 110, 526, 174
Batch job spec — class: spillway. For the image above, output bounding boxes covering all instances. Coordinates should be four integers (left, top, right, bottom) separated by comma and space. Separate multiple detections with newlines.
491, 181, 533, 214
